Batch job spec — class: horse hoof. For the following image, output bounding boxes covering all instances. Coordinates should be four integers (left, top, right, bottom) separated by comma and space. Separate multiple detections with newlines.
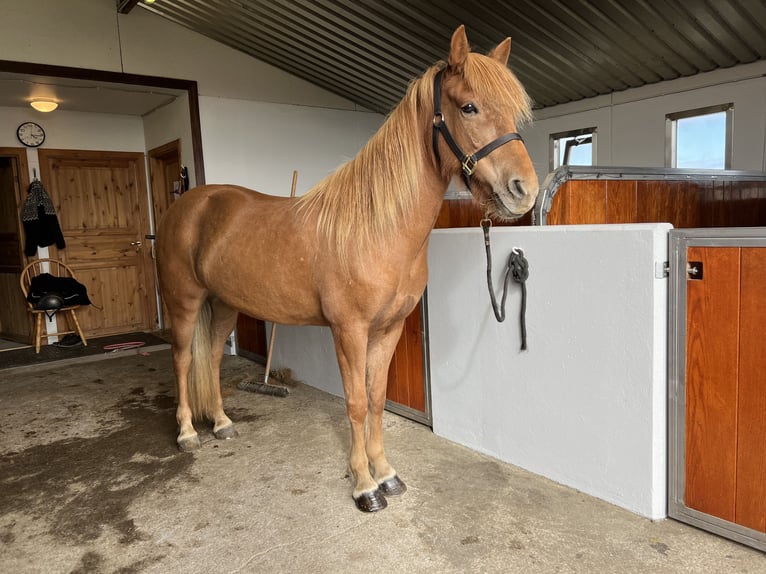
378, 475, 407, 496
354, 489, 387, 512
214, 424, 238, 440
177, 435, 201, 452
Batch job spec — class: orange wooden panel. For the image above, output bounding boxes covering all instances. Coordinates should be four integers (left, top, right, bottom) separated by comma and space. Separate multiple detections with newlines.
546, 181, 568, 225
685, 246, 740, 521
605, 180, 636, 223
236, 313, 267, 357
386, 303, 425, 411
636, 181, 703, 227
402, 304, 425, 410
735, 247, 766, 532
563, 180, 607, 224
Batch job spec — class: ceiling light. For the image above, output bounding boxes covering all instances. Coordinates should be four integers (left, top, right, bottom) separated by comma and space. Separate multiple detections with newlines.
30, 99, 58, 112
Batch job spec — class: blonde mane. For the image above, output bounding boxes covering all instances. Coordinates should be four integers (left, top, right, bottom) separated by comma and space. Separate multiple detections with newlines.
296, 52, 532, 262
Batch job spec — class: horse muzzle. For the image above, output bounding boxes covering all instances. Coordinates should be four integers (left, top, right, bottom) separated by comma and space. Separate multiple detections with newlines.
489, 178, 538, 219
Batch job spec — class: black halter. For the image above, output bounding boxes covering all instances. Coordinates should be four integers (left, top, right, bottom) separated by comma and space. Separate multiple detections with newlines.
432, 68, 525, 189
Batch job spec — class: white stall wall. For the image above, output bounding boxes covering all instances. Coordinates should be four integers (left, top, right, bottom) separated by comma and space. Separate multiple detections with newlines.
427, 224, 670, 519
524, 61, 766, 184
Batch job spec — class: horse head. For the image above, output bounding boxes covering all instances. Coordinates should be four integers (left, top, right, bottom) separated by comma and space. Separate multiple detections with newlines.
433, 26, 539, 220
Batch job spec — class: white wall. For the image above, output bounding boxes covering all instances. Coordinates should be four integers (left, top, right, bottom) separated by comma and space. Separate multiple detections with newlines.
523, 60, 766, 184
428, 225, 670, 519
199, 97, 383, 195
143, 93, 198, 188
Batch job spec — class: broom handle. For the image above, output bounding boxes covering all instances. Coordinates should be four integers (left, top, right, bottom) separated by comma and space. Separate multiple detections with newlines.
263, 170, 298, 384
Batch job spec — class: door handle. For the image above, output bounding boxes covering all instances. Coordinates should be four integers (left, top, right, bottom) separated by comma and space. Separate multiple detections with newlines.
131, 241, 142, 252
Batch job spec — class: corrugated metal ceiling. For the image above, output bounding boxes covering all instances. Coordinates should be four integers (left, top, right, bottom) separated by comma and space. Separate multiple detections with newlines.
138, 0, 766, 114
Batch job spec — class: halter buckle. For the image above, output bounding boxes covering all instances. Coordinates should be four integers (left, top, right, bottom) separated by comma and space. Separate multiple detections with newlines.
433, 112, 444, 127
462, 155, 478, 176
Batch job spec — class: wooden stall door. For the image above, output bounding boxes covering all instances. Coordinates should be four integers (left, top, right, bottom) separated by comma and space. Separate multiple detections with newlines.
685, 246, 766, 532
39, 149, 155, 337
0, 148, 31, 343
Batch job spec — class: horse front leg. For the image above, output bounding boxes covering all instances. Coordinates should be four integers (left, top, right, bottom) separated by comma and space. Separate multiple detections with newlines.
366, 321, 407, 497
331, 324, 386, 512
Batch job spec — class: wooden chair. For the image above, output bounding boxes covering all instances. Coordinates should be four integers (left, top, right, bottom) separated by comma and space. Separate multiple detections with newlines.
19, 258, 88, 354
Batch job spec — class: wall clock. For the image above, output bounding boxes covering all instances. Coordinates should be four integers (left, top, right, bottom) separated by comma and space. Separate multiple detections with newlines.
17, 121, 45, 147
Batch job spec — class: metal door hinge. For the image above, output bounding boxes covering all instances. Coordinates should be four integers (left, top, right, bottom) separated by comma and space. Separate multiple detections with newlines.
655, 261, 670, 278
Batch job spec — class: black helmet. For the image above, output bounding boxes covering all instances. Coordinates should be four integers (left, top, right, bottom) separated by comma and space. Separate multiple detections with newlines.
35, 293, 64, 310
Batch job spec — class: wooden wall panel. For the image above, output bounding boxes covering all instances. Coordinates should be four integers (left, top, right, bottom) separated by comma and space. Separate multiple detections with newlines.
435, 197, 533, 228
546, 181, 569, 225
386, 303, 425, 411
605, 180, 636, 223
636, 181, 701, 227
236, 313, 267, 358
548, 177, 766, 228
735, 247, 766, 532
564, 180, 607, 224
684, 247, 740, 521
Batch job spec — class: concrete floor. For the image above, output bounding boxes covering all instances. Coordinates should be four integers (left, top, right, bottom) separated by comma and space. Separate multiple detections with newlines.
1, 350, 763, 574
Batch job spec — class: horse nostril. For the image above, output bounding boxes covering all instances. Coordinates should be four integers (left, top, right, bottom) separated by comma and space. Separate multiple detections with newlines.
510, 179, 525, 199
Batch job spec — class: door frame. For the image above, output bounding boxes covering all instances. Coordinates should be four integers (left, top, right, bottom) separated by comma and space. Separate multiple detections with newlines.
668, 227, 766, 551
0, 59, 205, 187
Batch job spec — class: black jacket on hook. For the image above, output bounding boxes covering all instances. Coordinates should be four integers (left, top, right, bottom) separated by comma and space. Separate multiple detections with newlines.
22, 180, 66, 256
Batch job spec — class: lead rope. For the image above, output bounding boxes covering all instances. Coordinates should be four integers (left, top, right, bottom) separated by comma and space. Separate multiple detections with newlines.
480, 219, 529, 351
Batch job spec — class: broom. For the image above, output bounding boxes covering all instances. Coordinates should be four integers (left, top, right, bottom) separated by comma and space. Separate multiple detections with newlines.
237, 170, 298, 398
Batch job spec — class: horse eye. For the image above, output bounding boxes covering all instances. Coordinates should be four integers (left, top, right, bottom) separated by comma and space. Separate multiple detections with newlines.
461, 103, 478, 115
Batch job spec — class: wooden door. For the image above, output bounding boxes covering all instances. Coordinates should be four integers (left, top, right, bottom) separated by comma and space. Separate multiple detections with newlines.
684, 246, 766, 533
148, 140, 183, 331
0, 148, 31, 342
38, 149, 155, 337
148, 140, 182, 230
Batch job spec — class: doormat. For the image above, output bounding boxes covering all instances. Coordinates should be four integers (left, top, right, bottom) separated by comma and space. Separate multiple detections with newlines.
0, 332, 170, 373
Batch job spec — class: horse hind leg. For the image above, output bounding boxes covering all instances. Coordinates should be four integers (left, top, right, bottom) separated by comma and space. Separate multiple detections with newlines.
207, 298, 240, 440
167, 299, 205, 452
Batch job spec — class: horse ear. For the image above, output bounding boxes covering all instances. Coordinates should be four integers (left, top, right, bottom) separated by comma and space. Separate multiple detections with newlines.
448, 25, 470, 69
488, 37, 512, 65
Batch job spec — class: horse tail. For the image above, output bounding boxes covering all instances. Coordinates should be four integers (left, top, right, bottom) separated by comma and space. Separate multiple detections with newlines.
188, 299, 216, 420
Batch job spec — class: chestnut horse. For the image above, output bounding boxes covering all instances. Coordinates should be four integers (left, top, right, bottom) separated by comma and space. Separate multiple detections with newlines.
156, 26, 538, 512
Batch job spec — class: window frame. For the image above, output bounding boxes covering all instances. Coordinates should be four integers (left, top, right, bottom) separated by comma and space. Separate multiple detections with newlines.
665, 103, 733, 169
549, 127, 597, 172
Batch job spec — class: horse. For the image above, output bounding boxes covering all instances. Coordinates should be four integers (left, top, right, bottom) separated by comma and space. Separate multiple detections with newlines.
155, 25, 539, 512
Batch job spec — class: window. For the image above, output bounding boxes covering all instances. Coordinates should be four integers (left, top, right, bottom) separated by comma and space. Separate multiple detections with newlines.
549, 128, 596, 171
666, 104, 732, 169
